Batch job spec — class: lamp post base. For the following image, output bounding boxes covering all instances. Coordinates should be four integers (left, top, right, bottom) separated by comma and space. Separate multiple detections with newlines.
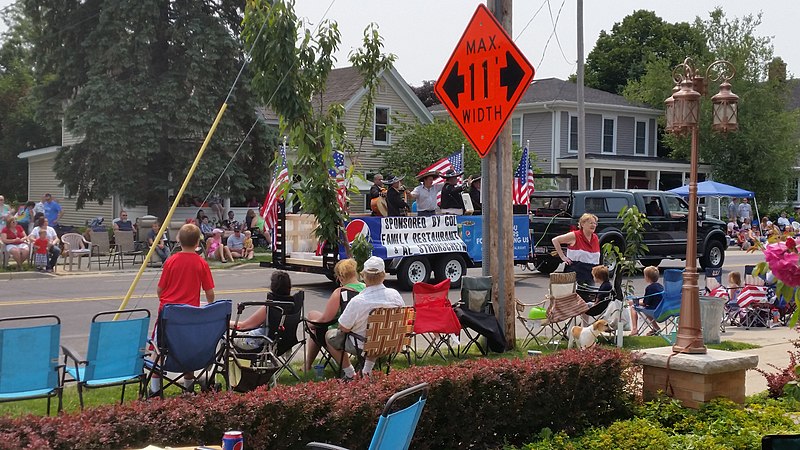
672, 270, 707, 354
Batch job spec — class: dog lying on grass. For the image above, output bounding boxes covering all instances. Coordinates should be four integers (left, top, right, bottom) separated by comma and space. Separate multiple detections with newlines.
567, 319, 610, 349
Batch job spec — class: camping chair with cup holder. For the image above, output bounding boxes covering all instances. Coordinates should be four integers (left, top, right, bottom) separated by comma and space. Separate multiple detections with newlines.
631, 269, 683, 343
61, 309, 150, 409
229, 291, 305, 391
515, 297, 548, 348
455, 275, 506, 355
144, 300, 232, 397
411, 279, 461, 360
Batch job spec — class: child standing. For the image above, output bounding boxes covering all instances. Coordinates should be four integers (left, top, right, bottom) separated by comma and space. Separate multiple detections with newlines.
629, 266, 664, 336
151, 223, 216, 394
242, 230, 255, 260
33, 229, 51, 272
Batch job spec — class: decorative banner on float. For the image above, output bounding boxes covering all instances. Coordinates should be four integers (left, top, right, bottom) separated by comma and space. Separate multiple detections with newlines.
342, 216, 467, 260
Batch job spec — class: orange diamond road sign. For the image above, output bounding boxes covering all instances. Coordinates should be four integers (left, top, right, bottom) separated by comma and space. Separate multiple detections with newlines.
435, 4, 535, 158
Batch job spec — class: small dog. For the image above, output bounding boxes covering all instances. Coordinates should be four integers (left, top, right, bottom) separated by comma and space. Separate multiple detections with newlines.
568, 319, 610, 349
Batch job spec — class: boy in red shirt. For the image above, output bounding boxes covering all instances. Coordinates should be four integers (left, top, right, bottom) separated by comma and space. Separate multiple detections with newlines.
33, 229, 51, 272
151, 223, 216, 394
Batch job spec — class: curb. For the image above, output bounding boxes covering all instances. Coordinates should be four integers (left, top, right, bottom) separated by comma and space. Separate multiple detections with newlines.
0, 271, 56, 281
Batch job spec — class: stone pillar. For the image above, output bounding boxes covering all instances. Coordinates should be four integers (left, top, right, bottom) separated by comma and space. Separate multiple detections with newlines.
638, 347, 758, 409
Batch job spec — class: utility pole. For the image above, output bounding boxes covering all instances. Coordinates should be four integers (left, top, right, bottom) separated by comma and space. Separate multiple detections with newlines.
576, 0, 586, 190
487, 0, 516, 349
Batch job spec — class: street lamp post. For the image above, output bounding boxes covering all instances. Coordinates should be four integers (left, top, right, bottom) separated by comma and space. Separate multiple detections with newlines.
664, 58, 739, 354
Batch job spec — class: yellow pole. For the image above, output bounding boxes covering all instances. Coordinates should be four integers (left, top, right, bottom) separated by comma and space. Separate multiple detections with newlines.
114, 103, 229, 319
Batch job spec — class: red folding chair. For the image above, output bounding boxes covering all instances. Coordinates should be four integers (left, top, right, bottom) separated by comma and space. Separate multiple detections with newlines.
412, 279, 461, 360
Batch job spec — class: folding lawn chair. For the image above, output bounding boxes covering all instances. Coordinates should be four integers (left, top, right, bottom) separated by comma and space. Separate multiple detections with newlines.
0, 315, 64, 415
229, 291, 305, 391
515, 297, 548, 348
144, 300, 231, 397
739, 265, 777, 329
62, 309, 150, 409
307, 382, 429, 450
542, 272, 589, 349
411, 279, 461, 360
340, 307, 416, 375
633, 269, 683, 343
455, 276, 506, 355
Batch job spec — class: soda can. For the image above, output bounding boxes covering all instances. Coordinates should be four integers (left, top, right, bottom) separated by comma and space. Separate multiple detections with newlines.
222, 430, 244, 450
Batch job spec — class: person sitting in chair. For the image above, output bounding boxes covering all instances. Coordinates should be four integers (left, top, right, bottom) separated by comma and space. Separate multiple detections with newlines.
230, 270, 298, 350
325, 256, 404, 379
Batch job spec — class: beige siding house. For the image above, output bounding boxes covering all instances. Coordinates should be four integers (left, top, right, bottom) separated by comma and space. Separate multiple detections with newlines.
259, 66, 433, 213
18, 144, 114, 227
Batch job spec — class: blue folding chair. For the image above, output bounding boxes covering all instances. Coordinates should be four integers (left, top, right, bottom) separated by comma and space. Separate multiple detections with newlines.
62, 309, 150, 409
633, 269, 683, 343
144, 300, 232, 397
307, 383, 429, 450
0, 315, 63, 415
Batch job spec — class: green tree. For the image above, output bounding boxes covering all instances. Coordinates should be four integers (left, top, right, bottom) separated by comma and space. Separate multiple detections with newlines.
23, 0, 272, 217
411, 80, 440, 107
0, 3, 56, 201
243, 1, 393, 248
384, 118, 533, 183
585, 10, 707, 95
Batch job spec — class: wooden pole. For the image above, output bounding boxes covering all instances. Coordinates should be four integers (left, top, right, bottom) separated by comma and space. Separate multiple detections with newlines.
488, 0, 516, 350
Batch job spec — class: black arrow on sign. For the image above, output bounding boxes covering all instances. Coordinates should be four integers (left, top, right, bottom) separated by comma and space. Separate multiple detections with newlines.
500, 50, 525, 101
442, 62, 465, 108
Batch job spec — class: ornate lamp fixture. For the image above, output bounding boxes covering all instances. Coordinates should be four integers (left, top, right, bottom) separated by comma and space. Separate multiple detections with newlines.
663, 57, 739, 355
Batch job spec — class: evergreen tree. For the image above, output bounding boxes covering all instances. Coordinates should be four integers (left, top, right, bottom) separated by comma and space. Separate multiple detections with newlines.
23, 0, 273, 217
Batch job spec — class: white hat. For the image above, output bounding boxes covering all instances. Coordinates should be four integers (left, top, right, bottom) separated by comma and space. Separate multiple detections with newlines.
362, 256, 385, 273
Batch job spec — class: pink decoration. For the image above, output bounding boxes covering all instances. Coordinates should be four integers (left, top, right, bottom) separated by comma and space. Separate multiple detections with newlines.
764, 242, 800, 287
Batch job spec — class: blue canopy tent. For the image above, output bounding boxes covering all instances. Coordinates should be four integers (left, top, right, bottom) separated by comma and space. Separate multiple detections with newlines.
668, 180, 759, 223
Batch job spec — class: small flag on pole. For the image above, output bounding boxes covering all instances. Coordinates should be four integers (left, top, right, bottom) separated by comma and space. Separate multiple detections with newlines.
329, 150, 348, 211
513, 144, 532, 206
261, 139, 289, 231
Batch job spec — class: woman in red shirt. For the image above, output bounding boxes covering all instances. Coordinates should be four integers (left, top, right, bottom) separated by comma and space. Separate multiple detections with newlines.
1, 217, 30, 270
552, 213, 601, 288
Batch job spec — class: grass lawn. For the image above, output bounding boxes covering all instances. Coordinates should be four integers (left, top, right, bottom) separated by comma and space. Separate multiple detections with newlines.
0, 336, 760, 417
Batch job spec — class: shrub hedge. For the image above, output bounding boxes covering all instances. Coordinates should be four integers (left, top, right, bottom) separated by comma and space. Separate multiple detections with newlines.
0, 348, 634, 450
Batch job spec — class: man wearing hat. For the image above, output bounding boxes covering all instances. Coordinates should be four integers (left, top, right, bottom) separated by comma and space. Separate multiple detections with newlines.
410, 170, 442, 216
384, 174, 409, 216
440, 169, 466, 215
368, 174, 385, 216
325, 256, 405, 379
469, 176, 482, 214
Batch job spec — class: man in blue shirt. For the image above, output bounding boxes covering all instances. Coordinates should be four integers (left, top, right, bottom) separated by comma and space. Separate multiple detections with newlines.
42, 193, 63, 227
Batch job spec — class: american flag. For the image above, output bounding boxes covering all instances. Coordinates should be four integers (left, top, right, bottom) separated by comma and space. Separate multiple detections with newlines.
417, 151, 463, 202
261, 141, 289, 230
512, 145, 534, 205
329, 150, 347, 211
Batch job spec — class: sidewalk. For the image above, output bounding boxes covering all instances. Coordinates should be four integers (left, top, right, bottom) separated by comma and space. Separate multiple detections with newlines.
717, 325, 797, 396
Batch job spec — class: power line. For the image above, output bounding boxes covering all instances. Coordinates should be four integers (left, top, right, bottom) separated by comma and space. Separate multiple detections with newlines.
514, 0, 548, 41
537, 0, 568, 69
546, 0, 572, 65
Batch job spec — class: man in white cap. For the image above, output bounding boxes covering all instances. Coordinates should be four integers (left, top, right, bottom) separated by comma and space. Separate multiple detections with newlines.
325, 255, 405, 379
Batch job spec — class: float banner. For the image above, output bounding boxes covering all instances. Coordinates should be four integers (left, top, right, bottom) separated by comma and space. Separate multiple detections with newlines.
342, 215, 467, 260
457, 215, 530, 263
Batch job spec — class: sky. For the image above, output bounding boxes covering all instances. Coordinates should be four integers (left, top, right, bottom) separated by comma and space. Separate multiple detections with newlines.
1, 0, 798, 86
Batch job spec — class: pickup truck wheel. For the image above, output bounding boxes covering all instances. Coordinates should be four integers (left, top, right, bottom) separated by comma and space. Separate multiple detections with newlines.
398, 257, 431, 290
534, 257, 561, 275
640, 258, 662, 268
434, 254, 466, 288
700, 240, 725, 270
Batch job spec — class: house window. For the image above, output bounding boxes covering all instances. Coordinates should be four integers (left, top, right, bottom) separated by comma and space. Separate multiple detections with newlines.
635, 120, 647, 155
602, 118, 615, 153
374, 106, 390, 145
511, 117, 522, 147
568, 116, 578, 151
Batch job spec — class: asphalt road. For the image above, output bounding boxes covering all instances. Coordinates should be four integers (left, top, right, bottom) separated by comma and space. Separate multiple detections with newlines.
0, 248, 765, 352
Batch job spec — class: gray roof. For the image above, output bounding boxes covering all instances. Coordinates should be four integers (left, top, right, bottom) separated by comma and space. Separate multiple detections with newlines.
257, 67, 366, 123
430, 77, 655, 111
